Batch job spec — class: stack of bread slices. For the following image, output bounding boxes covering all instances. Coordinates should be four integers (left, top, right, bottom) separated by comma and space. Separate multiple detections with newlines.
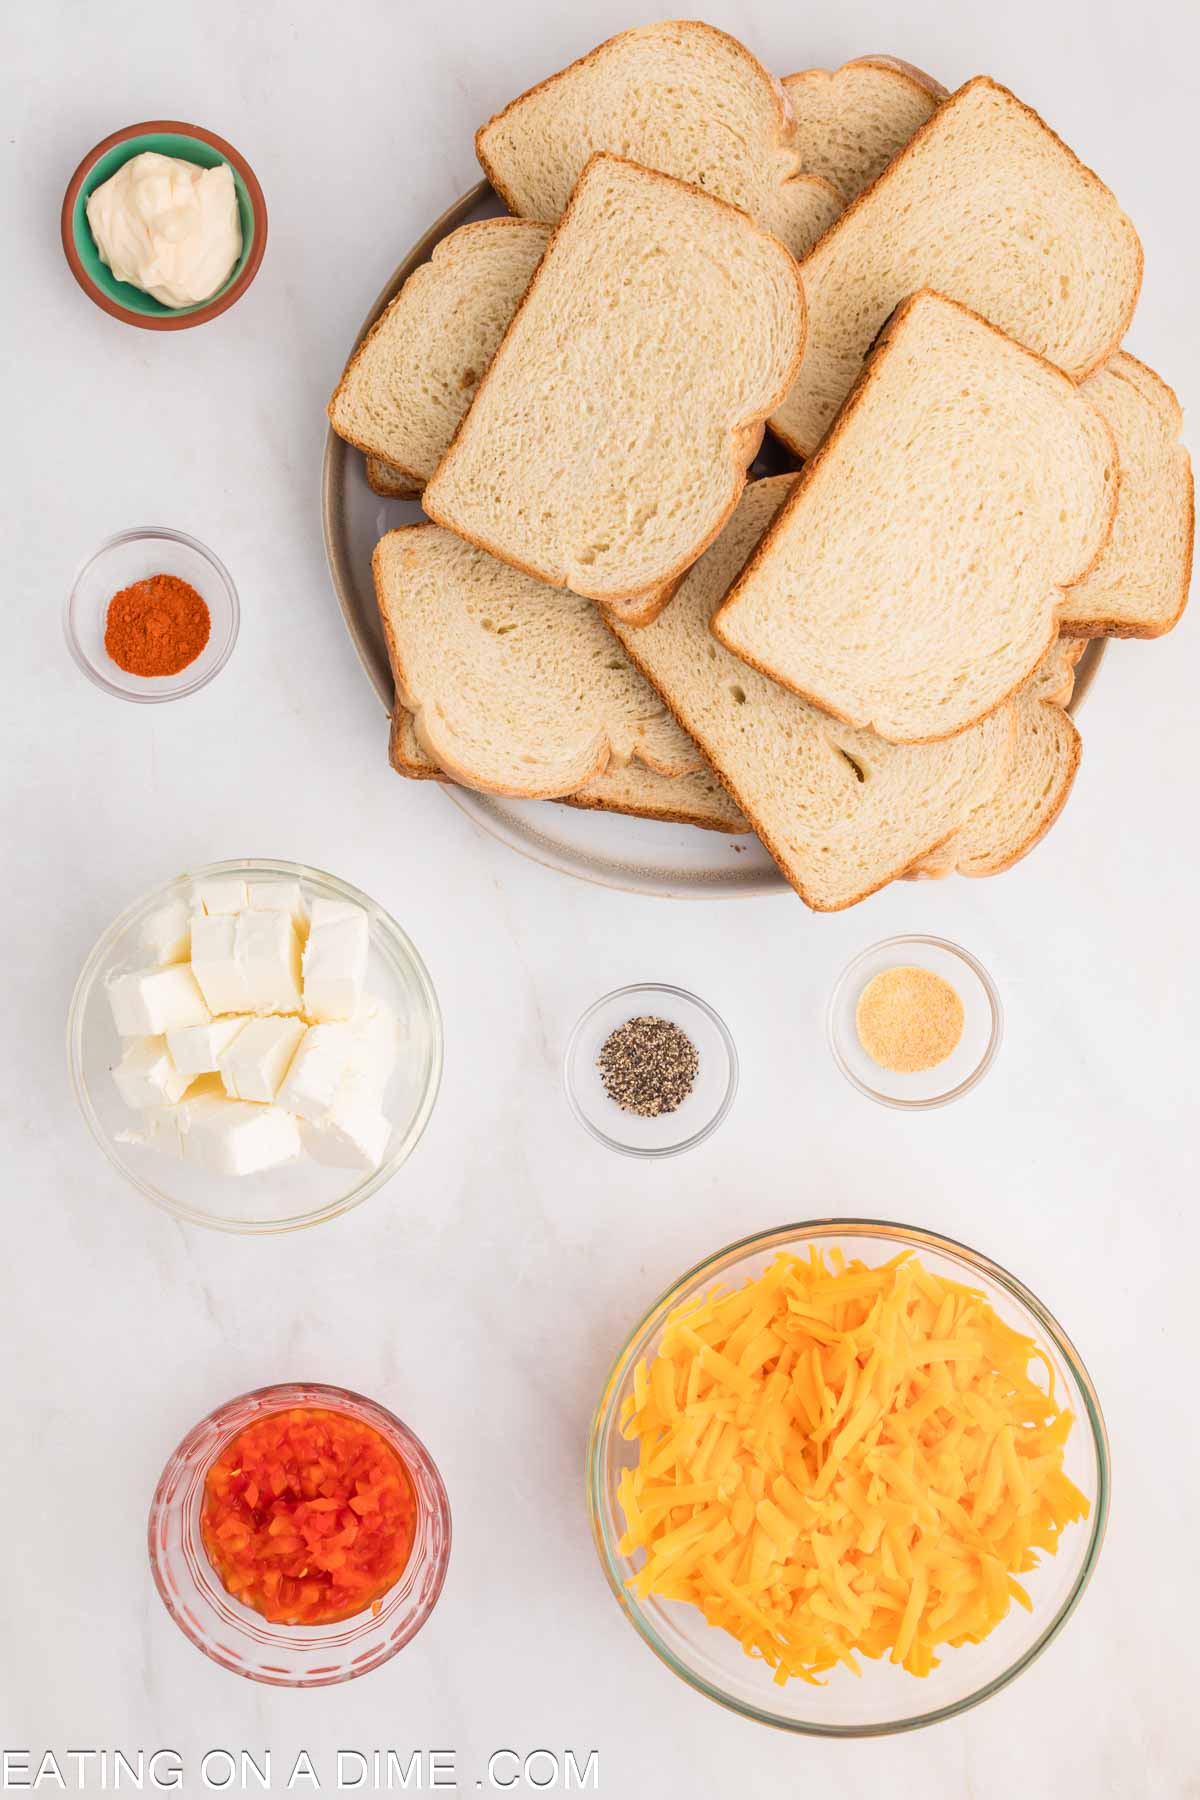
328, 22, 1193, 911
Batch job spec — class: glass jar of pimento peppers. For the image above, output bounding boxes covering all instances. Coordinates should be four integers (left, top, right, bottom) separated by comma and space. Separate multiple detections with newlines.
148, 1383, 451, 1686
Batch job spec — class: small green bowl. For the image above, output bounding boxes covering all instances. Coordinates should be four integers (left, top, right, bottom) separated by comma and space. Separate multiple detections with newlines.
61, 121, 267, 330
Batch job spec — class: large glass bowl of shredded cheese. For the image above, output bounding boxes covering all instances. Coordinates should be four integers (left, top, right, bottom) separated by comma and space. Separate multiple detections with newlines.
587, 1220, 1108, 1735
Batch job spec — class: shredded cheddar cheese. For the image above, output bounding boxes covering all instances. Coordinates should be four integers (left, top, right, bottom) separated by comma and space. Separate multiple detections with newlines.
617, 1249, 1088, 1683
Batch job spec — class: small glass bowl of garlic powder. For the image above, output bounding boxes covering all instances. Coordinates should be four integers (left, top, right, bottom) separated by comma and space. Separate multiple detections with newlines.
827, 935, 1002, 1108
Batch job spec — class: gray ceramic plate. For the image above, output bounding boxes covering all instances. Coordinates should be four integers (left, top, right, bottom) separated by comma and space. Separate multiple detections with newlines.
321, 184, 1105, 901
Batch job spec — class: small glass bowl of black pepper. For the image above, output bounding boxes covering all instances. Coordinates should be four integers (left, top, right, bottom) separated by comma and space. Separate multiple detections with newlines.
564, 983, 738, 1157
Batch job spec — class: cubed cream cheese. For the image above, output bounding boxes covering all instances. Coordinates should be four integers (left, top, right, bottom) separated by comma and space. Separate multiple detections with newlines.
116, 1108, 184, 1158
144, 1076, 298, 1174
163, 1072, 225, 1120
111, 1036, 195, 1108
299, 1094, 392, 1172
184, 1098, 301, 1176
302, 898, 368, 1021
166, 1015, 246, 1075
235, 910, 303, 1014
192, 877, 248, 914
139, 899, 191, 965
247, 880, 307, 932
276, 1023, 356, 1121
108, 964, 211, 1035
218, 1015, 305, 1102
348, 995, 399, 1097
309, 898, 360, 920
189, 913, 249, 1014
116, 1073, 224, 1157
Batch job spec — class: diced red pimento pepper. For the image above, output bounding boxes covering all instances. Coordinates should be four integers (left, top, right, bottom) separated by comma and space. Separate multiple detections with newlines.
200, 1407, 417, 1625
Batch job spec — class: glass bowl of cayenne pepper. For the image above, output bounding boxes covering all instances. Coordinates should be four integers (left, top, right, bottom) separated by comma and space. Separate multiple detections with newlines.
65, 525, 239, 701
148, 1382, 452, 1686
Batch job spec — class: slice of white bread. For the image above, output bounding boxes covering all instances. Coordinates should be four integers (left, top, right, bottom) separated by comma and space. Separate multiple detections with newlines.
910, 639, 1085, 879
565, 760, 748, 833
771, 76, 1143, 457
1058, 354, 1194, 638
1034, 635, 1088, 708
888, 354, 1192, 862
373, 524, 703, 800
358, 56, 938, 501
389, 707, 749, 833
781, 57, 945, 201
330, 218, 550, 490
476, 21, 841, 261
423, 155, 807, 623
610, 476, 1016, 912
366, 456, 419, 500
714, 292, 1117, 745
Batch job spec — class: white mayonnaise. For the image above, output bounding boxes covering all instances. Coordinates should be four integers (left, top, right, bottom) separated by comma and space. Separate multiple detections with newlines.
86, 151, 242, 308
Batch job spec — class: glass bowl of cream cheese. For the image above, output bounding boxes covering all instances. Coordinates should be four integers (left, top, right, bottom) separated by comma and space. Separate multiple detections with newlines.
61, 121, 267, 329
67, 860, 443, 1232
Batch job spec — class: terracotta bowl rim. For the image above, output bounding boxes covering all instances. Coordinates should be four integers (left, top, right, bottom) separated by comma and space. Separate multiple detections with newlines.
61, 119, 268, 331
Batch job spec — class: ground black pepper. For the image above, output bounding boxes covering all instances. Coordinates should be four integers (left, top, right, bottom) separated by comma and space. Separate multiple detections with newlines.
597, 1015, 699, 1117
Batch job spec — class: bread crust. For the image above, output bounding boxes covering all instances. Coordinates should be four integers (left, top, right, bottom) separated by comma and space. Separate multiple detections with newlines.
365, 456, 420, 501
598, 571, 683, 631
1056, 353, 1194, 639
388, 708, 446, 781
373, 526, 612, 800
782, 55, 947, 102
779, 57, 949, 202
1033, 634, 1086, 707
374, 524, 701, 798
841, 55, 949, 100
355, 444, 424, 493
475, 19, 836, 224
906, 692, 1081, 879
964, 707, 1081, 877
769, 73, 1144, 459
328, 217, 547, 486
388, 700, 746, 832
713, 289, 1120, 745
555, 783, 746, 834
610, 578, 1018, 911
423, 152, 808, 619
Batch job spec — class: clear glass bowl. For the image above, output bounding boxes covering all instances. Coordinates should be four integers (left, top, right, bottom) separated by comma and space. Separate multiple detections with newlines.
827, 936, 1003, 1108
587, 1220, 1109, 1736
67, 859, 442, 1233
65, 527, 239, 702
563, 983, 738, 1156
149, 1383, 451, 1686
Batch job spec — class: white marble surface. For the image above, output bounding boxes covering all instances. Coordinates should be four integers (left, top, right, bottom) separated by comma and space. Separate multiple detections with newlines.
3, 0, 1198, 1793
